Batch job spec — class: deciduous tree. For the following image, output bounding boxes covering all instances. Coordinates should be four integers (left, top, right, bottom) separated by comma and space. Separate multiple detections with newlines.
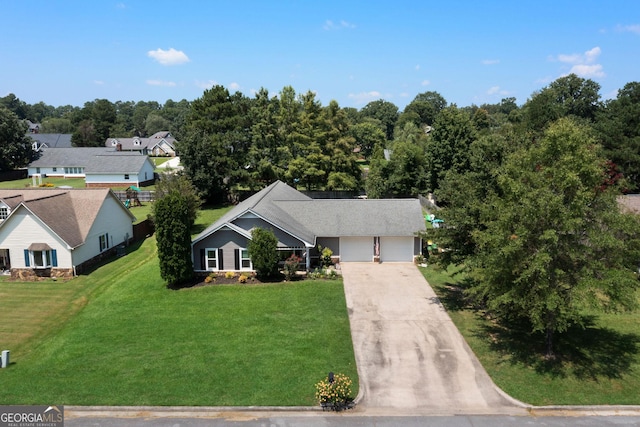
0, 107, 37, 172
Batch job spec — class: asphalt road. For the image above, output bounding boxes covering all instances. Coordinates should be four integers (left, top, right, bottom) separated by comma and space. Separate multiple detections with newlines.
65, 412, 640, 427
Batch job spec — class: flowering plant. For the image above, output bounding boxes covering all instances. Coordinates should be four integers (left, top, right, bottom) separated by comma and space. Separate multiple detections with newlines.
314, 372, 353, 411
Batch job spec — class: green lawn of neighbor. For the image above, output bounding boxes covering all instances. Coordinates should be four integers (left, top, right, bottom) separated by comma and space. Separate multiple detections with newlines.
0, 177, 87, 189
421, 264, 640, 406
0, 235, 357, 406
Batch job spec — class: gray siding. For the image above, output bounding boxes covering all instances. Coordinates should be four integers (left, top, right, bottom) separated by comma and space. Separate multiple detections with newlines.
232, 217, 307, 248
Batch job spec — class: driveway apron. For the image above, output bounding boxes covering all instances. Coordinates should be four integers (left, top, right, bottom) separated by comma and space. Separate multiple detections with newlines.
341, 262, 524, 414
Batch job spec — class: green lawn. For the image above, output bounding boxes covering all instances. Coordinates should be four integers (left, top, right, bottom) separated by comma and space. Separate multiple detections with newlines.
421, 265, 640, 405
0, 236, 357, 406
0, 177, 87, 189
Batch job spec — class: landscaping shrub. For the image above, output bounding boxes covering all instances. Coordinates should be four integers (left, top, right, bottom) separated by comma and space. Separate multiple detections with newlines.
283, 254, 301, 281
314, 372, 354, 411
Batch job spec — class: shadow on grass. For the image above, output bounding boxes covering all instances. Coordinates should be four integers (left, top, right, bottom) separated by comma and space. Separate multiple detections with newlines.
433, 276, 476, 312
77, 239, 147, 276
479, 316, 640, 380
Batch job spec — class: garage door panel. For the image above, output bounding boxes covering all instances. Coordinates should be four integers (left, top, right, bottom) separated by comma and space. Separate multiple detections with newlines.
381, 236, 414, 262
340, 237, 373, 262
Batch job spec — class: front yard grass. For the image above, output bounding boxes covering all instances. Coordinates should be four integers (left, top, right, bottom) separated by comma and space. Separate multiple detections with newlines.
421, 265, 640, 405
0, 236, 357, 406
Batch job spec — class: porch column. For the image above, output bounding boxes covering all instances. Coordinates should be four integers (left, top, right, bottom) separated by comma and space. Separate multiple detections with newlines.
306, 247, 311, 271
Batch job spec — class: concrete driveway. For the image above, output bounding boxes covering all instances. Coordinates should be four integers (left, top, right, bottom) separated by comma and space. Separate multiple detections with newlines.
340, 262, 527, 415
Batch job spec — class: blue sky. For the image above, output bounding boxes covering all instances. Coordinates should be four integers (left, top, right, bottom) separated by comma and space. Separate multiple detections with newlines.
2, 0, 639, 110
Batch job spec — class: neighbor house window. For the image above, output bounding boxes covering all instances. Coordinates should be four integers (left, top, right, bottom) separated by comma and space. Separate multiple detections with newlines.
36, 167, 41, 174
124, 174, 130, 180
99, 233, 109, 252
0, 207, 7, 220
64, 167, 83, 174
24, 248, 57, 269
240, 248, 252, 270
206, 248, 218, 270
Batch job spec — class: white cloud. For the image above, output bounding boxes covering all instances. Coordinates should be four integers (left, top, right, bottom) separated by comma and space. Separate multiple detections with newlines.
195, 79, 218, 89
555, 46, 605, 78
348, 91, 381, 105
323, 19, 356, 30
616, 24, 640, 34
421, 80, 430, 86
93, 80, 105, 85
569, 64, 605, 78
146, 79, 176, 87
147, 48, 190, 65
115, 3, 126, 9
415, 65, 421, 71
482, 59, 500, 65
487, 86, 509, 96
229, 82, 241, 91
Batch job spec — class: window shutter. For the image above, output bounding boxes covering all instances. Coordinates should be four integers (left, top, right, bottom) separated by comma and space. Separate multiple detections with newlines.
234, 249, 240, 270
106, 233, 110, 249
200, 249, 205, 270
24, 249, 30, 267
218, 248, 224, 270
51, 250, 58, 267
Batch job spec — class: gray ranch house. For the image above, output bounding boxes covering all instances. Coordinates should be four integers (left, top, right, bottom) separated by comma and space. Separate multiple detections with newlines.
191, 180, 426, 273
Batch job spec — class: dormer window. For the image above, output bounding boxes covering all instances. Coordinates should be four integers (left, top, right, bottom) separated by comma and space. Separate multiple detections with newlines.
111, 139, 119, 146
133, 138, 141, 146
0, 207, 8, 220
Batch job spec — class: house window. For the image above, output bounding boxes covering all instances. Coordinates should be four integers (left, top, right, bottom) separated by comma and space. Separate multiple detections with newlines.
206, 248, 218, 270
240, 248, 252, 270
124, 174, 130, 180
0, 207, 7, 220
64, 167, 83, 174
99, 233, 110, 252
53, 167, 57, 172
36, 167, 41, 174
33, 250, 52, 268
25, 248, 57, 269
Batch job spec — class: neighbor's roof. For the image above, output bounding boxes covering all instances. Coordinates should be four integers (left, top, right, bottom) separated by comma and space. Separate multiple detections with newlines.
0, 188, 134, 248
105, 131, 176, 151
28, 147, 152, 174
27, 133, 73, 148
193, 180, 426, 246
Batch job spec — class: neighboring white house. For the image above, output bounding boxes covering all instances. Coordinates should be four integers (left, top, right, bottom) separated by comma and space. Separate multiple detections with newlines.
0, 188, 135, 279
106, 131, 177, 156
27, 147, 156, 188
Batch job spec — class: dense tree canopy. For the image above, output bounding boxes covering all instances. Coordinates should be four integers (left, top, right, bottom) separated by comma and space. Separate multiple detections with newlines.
0, 107, 37, 172
429, 118, 640, 357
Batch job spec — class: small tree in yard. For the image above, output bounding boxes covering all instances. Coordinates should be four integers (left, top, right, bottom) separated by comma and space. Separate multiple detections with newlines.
247, 228, 279, 279
154, 191, 194, 287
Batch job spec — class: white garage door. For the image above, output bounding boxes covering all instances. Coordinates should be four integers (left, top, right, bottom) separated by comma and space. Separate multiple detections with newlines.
340, 237, 374, 262
380, 237, 414, 262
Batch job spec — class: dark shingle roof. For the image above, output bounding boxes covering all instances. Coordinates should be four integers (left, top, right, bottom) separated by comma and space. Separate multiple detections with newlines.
192, 181, 426, 247
28, 147, 151, 173
28, 134, 73, 148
